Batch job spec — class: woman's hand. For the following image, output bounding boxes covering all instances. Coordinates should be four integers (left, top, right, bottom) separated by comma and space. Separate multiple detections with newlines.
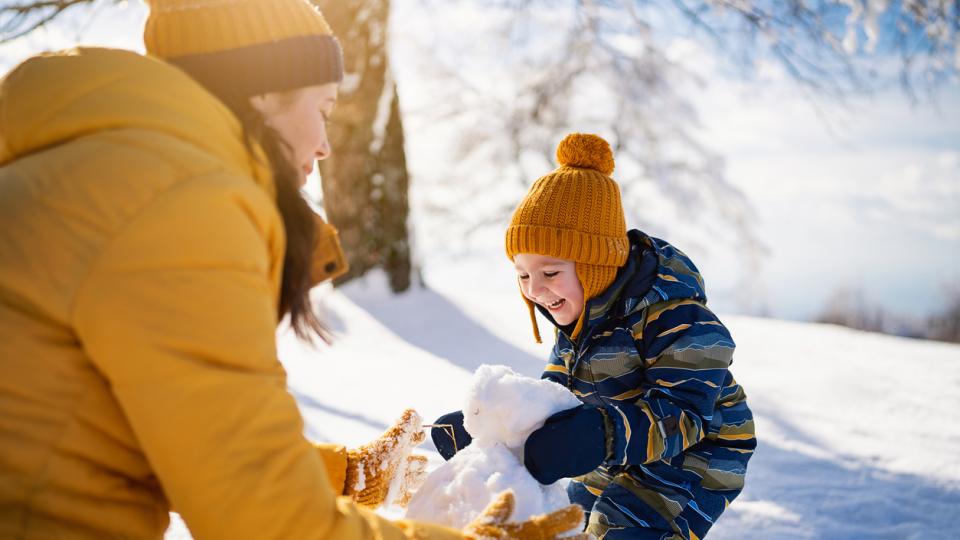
463, 490, 590, 540
345, 408, 428, 508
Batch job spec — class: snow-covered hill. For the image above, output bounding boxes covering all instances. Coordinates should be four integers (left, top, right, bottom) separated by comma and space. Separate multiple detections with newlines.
168, 271, 960, 539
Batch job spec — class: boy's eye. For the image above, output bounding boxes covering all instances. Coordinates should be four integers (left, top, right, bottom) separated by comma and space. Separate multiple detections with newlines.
544, 271, 559, 278
518, 274, 529, 280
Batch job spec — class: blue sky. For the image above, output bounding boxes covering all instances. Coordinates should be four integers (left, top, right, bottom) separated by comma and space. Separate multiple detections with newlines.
690, 51, 960, 320
1, 0, 956, 323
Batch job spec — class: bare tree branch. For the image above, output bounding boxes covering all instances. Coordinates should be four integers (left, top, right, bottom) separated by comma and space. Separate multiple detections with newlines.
0, 0, 104, 43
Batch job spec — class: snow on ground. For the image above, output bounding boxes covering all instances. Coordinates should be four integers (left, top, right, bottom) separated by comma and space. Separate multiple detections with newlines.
711, 316, 960, 539
167, 269, 960, 539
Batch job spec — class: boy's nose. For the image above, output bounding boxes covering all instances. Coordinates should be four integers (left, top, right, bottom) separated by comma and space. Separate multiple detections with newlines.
526, 276, 546, 297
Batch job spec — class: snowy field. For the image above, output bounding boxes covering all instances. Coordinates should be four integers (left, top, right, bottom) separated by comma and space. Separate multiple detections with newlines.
167, 268, 960, 539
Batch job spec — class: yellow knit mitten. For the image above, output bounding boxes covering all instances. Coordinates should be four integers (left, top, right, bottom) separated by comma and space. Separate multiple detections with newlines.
395, 453, 428, 508
463, 490, 590, 540
344, 409, 426, 508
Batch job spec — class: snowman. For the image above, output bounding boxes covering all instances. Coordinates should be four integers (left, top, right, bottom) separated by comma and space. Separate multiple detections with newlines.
406, 364, 583, 529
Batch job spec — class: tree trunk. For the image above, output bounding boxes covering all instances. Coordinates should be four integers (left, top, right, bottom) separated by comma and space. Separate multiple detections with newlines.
313, 0, 412, 292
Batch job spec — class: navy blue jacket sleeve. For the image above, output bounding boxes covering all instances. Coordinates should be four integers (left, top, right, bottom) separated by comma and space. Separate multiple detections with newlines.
604, 299, 736, 466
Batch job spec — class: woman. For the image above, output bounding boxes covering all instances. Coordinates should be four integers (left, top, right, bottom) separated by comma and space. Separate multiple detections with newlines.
0, 0, 584, 538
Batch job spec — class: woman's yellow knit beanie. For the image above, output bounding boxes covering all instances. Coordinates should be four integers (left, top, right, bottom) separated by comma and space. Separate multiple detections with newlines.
506, 133, 629, 343
144, 0, 343, 97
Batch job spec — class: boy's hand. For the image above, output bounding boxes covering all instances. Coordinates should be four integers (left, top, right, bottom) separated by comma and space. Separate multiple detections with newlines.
430, 410, 473, 460
463, 490, 589, 540
523, 405, 607, 485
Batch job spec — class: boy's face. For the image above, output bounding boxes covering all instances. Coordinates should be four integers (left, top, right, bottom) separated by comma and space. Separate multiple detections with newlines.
514, 253, 584, 326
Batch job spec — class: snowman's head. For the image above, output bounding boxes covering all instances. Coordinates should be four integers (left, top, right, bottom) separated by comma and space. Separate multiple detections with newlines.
462, 364, 581, 450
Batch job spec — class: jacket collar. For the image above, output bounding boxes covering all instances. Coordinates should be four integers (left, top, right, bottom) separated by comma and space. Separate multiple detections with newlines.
543, 229, 708, 342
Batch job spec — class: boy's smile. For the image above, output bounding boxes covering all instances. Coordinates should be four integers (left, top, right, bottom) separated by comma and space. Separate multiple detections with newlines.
513, 253, 585, 327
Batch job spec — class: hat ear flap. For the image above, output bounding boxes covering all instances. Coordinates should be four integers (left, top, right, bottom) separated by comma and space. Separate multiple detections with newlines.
518, 285, 543, 344
571, 262, 618, 340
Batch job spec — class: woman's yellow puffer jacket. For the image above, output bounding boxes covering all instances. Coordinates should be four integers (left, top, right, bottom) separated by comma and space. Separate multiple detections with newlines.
0, 48, 460, 540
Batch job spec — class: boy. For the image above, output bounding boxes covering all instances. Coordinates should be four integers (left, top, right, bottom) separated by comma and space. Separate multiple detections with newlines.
434, 133, 755, 540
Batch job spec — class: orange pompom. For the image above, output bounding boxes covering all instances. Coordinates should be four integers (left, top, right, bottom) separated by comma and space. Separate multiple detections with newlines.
555, 133, 615, 176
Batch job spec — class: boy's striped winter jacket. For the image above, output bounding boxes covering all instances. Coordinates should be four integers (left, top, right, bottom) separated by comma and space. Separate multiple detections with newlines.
541, 230, 755, 539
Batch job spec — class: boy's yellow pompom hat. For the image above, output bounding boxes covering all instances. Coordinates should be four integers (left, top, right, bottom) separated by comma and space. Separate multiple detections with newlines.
506, 133, 629, 343
144, 0, 343, 97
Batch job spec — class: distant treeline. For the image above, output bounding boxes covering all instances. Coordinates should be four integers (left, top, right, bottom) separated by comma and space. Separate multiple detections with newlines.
816, 286, 960, 344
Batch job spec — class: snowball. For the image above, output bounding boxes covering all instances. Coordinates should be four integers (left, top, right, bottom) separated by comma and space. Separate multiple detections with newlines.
405, 441, 569, 528
463, 364, 580, 449
405, 364, 582, 529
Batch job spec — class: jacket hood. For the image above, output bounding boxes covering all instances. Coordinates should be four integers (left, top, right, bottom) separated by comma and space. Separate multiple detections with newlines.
536, 230, 707, 338
0, 47, 270, 190
577, 229, 708, 332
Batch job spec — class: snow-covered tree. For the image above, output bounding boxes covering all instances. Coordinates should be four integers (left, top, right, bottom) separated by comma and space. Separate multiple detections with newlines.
928, 283, 960, 343
399, 0, 957, 311
315, 0, 414, 293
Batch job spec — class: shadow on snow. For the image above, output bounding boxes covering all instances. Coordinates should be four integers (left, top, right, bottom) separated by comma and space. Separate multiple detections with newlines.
711, 405, 959, 540
340, 283, 546, 378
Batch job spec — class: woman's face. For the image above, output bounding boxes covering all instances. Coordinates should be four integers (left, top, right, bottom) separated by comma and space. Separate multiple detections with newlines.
250, 82, 338, 185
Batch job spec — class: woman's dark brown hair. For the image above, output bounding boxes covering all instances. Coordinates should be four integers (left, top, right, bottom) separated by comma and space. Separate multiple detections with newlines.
195, 85, 329, 343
